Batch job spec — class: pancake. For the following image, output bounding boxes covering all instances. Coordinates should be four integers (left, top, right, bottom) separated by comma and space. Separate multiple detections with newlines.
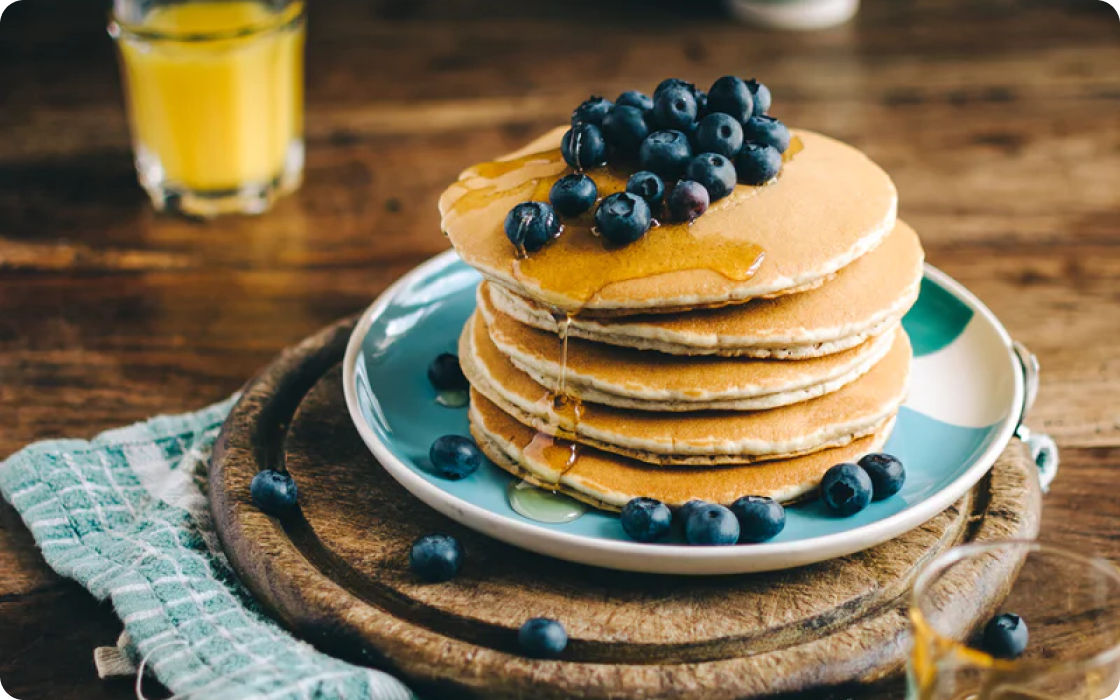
441, 128, 898, 315
488, 220, 924, 358
470, 392, 893, 509
459, 311, 911, 466
478, 281, 898, 412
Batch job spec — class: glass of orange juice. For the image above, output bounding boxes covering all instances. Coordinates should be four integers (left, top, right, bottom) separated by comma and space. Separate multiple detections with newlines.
910, 541, 1120, 700
109, 0, 306, 217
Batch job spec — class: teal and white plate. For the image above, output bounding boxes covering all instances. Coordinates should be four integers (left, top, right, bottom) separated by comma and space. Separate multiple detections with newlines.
343, 251, 1024, 575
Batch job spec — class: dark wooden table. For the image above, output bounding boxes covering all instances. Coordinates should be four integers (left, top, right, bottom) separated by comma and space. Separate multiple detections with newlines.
1, 0, 1117, 698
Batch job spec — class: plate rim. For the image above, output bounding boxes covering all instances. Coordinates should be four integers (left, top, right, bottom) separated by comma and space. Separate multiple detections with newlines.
342, 250, 1024, 574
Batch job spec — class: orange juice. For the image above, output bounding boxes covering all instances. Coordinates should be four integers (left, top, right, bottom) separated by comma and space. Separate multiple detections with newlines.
114, 1, 304, 202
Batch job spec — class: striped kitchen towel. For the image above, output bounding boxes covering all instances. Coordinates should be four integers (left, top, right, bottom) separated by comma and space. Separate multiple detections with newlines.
0, 397, 414, 700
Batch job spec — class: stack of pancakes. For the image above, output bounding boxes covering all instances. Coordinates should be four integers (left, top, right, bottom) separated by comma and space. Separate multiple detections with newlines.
440, 127, 924, 511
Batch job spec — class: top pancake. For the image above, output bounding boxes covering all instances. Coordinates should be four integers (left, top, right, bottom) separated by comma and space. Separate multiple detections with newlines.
440, 128, 898, 315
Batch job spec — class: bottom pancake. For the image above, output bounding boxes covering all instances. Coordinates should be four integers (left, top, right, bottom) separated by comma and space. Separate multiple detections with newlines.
470, 390, 893, 510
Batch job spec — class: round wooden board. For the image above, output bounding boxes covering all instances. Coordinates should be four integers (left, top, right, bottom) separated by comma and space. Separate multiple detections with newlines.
210, 317, 1043, 700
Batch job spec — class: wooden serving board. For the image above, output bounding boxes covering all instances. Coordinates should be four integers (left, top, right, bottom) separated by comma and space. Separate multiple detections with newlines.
209, 317, 1042, 700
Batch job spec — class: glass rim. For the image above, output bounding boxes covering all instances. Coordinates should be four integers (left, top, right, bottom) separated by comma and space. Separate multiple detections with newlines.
108, 1, 305, 43
911, 539, 1120, 675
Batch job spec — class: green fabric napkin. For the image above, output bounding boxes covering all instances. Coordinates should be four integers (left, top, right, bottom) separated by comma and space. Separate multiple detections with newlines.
0, 397, 414, 700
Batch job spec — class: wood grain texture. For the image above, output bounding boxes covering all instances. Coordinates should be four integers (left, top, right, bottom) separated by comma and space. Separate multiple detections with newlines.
206, 316, 1041, 700
0, 0, 1116, 697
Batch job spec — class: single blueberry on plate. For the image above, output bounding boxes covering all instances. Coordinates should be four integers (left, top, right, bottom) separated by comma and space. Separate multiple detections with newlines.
858, 453, 906, 500
685, 153, 737, 201
652, 85, 699, 132
427, 352, 467, 392
519, 618, 568, 658
625, 171, 666, 210
504, 201, 561, 253
667, 180, 710, 223
653, 77, 697, 102
639, 130, 693, 180
706, 75, 754, 122
561, 123, 608, 171
735, 143, 783, 185
549, 173, 598, 218
250, 469, 299, 517
730, 496, 786, 543
685, 503, 740, 546
601, 105, 651, 157
429, 435, 483, 480
746, 79, 772, 114
409, 533, 463, 583
616, 89, 654, 113
620, 497, 673, 543
694, 113, 744, 159
742, 115, 791, 153
820, 462, 873, 516
571, 96, 613, 126
594, 192, 653, 246
982, 613, 1029, 659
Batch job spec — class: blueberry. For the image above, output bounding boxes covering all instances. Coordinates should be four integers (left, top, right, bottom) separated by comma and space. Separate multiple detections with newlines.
594, 192, 652, 246
652, 86, 698, 132
735, 143, 783, 185
561, 123, 608, 171
858, 453, 906, 500
742, 115, 791, 153
549, 173, 598, 218
620, 497, 673, 543
679, 499, 708, 525
409, 534, 462, 583
519, 618, 567, 658
746, 79, 772, 114
429, 435, 483, 480
685, 153, 737, 201
616, 90, 653, 113
684, 503, 740, 546
653, 78, 697, 102
820, 462, 873, 516
625, 171, 666, 210
601, 105, 651, 156
982, 613, 1029, 659
730, 496, 786, 543
571, 96, 613, 126
250, 469, 299, 517
694, 113, 744, 159
638, 130, 693, 180
427, 352, 467, 392
706, 75, 754, 122
667, 180, 710, 223
504, 201, 561, 253
695, 90, 708, 118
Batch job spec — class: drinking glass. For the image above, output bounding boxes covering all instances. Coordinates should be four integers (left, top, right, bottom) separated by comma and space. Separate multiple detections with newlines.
109, 0, 306, 216
910, 541, 1120, 700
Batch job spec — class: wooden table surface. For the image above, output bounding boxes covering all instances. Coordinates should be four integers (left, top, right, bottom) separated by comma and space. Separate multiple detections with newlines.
1, 0, 1117, 697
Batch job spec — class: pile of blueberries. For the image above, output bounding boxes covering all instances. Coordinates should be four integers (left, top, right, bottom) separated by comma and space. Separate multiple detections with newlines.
505, 76, 792, 254
620, 452, 906, 546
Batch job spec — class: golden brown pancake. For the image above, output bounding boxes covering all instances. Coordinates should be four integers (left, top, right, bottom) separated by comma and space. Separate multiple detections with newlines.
459, 311, 911, 465
478, 281, 897, 412
441, 128, 898, 315
488, 220, 924, 358
470, 392, 893, 508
